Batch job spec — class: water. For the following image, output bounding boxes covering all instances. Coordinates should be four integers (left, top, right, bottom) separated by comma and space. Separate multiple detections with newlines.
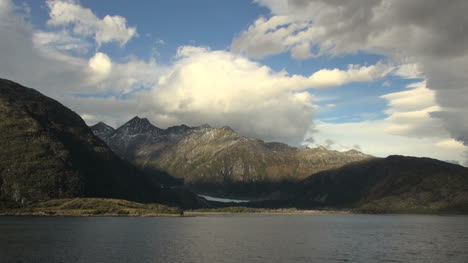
198, 195, 250, 203
0, 214, 467, 263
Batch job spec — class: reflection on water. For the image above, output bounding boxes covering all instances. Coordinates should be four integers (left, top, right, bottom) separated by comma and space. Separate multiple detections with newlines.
0, 214, 467, 263
198, 194, 250, 203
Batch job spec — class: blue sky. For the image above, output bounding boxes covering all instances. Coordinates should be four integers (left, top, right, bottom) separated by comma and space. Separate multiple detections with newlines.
2, 0, 468, 164
19, 0, 402, 123
24, 0, 267, 63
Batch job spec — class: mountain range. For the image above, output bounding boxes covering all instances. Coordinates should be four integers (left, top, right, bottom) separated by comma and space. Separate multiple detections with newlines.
91, 117, 372, 197
1, 78, 467, 214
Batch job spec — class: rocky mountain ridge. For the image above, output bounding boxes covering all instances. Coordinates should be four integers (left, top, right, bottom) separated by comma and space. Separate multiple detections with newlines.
91, 117, 373, 196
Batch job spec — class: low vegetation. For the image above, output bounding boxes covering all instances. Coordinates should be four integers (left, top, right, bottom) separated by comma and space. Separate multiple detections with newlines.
0, 198, 183, 217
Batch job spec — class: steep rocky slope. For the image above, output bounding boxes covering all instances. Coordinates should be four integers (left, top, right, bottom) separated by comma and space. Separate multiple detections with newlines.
0, 78, 203, 208
292, 156, 468, 213
91, 117, 372, 196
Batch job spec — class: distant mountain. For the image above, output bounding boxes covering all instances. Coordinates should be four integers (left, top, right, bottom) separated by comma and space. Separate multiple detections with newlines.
91, 117, 372, 197
0, 79, 204, 208
291, 155, 468, 213
90, 122, 115, 142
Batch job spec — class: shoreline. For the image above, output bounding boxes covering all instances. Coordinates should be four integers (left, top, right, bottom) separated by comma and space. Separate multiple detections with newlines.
185, 210, 352, 216
1, 210, 466, 217
0, 208, 352, 217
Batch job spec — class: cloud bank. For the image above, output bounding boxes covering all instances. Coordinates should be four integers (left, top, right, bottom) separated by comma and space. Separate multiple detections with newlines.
237, 0, 468, 155
0, 0, 392, 145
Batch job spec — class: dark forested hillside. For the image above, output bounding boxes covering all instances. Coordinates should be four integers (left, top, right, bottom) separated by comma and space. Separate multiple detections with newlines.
292, 156, 468, 213
0, 78, 203, 208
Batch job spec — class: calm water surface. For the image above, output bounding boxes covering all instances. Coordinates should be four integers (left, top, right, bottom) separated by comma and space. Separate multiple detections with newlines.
0, 214, 467, 263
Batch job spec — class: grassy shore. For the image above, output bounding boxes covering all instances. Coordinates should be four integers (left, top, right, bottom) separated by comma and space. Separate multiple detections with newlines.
0, 199, 352, 217
0, 198, 183, 217
4, 199, 458, 216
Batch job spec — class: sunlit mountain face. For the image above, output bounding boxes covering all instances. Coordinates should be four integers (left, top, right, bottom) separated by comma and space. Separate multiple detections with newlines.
90, 117, 373, 197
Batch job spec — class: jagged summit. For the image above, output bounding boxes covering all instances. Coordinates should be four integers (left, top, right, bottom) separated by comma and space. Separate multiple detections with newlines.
90, 122, 115, 141
117, 116, 162, 135
91, 121, 114, 131
92, 116, 240, 140
122, 116, 151, 127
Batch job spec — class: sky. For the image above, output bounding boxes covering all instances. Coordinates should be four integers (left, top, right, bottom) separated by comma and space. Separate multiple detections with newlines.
1, 0, 467, 165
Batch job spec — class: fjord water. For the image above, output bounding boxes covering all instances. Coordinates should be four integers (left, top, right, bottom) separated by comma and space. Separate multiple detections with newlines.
0, 215, 467, 263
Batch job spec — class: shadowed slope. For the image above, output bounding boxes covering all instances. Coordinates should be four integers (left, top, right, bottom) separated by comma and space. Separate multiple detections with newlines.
294, 156, 468, 213
0, 79, 166, 205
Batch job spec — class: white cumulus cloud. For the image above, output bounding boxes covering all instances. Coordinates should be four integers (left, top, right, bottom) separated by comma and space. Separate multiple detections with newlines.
241, 0, 468, 156
46, 0, 137, 46
88, 52, 112, 75
133, 46, 388, 143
